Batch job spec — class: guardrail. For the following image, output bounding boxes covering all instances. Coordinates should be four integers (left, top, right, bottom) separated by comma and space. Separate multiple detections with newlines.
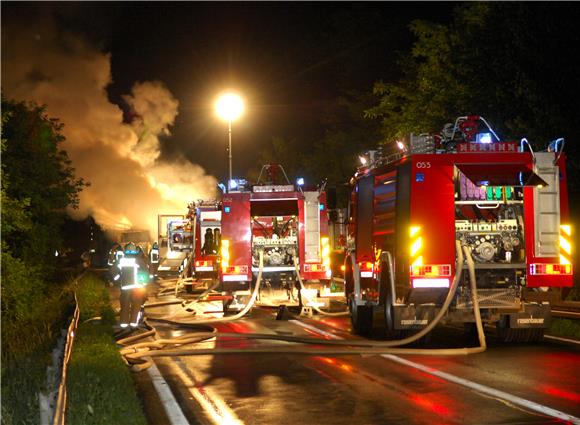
52, 292, 80, 425
551, 301, 580, 320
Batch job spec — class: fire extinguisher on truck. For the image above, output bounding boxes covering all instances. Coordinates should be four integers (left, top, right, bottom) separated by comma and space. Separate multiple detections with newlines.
346, 115, 573, 342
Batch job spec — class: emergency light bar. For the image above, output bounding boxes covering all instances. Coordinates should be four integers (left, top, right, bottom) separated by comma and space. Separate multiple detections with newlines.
529, 263, 572, 275
200, 211, 222, 221
253, 185, 295, 193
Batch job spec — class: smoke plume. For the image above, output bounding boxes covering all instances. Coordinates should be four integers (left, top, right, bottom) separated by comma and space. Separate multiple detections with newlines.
2, 16, 217, 238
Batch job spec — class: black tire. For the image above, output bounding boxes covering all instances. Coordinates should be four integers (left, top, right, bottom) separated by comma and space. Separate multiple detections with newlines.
380, 260, 399, 339
496, 315, 514, 342
349, 294, 372, 336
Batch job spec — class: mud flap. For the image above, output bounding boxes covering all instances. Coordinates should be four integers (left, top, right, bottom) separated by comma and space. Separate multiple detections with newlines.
509, 304, 551, 329
393, 304, 439, 330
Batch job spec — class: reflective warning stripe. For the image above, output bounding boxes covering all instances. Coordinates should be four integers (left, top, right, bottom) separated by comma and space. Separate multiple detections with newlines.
410, 225, 423, 267
560, 224, 572, 265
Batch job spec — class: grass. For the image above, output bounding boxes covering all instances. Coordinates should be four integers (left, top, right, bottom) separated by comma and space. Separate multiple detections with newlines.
66, 273, 147, 425
549, 318, 580, 340
1, 279, 74, 425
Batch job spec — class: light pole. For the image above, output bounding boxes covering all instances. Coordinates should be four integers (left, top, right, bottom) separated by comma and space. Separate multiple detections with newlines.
215, 92, 244, 190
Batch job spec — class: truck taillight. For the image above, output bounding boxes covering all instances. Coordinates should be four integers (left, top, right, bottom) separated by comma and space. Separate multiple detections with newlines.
195, 260, 213, 267
410, 264, 451, 277
304, 264, 327, 272
529, 263, 572, 275
223, 265, 248, 275
221, 239, 230, 268
359, 261, 374, 278
410, 263, 451, 288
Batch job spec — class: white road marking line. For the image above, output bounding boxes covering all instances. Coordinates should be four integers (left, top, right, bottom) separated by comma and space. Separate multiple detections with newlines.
381, 354, 580, 424
291, 320, 580, 424
545, 334, 580, 346
290, 320, 341, 339
147, 362, 189, 425
169, 358, 244, 425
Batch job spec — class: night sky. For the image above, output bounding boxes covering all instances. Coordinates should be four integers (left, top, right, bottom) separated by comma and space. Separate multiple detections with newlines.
3, 2, 454, 180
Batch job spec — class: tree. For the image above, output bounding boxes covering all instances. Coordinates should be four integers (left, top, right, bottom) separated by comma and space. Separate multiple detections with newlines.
366, 3, 580, 169
1, 98, 86, 279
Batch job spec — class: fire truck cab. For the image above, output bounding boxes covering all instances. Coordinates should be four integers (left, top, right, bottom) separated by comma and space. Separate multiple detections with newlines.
347, 116, 573, 341
219, 165, 334, 308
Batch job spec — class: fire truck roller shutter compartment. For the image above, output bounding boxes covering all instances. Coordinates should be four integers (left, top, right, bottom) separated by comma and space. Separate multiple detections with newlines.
220, 192, 252, 292
406, 155, 456, 306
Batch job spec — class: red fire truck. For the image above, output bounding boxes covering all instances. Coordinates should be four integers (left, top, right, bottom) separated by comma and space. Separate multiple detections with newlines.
346, 115, 573, 341
219, 165, 334, 308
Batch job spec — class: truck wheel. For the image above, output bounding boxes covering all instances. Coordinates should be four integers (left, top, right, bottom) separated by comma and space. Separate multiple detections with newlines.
496, 315, 515, 342
349, 294, 372, 336
380, 260, 398, 339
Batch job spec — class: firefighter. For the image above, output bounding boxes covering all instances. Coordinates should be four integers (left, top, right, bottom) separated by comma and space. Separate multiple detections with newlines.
117, 242, 149, 328
202, 228, 214, 255
149, 241, 159, 278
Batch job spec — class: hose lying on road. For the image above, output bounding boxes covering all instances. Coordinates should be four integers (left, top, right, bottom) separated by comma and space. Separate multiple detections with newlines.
145, 251, 264, 326
293, 255, 349, 317
143, 278, 221, 310
117, 243, 487, 370
180, 279, 221, 312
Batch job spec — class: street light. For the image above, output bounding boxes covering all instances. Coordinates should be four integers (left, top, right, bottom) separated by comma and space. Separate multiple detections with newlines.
215, 92, 244, 190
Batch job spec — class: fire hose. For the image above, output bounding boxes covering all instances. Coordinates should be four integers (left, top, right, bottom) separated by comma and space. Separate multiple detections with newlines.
117, 242, 486, 371
144, 250, 265, 326
293, 255, 349, 317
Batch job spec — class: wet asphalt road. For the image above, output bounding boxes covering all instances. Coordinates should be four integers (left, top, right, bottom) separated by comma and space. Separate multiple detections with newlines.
129, 287, 580, 425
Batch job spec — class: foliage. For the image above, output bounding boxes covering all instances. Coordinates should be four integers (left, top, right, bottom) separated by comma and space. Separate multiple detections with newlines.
365, 3, 580, 161
1, 98, 86, 278
549, 318, 580, 340
1, 280, 73, 425
75, 272, 116, 324
1, 99, 86, 424
67, 273, 147, 425
254, 91, 381, 207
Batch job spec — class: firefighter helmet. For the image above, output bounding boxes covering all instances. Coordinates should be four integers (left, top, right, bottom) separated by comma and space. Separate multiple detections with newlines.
124, 242, 138, 255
